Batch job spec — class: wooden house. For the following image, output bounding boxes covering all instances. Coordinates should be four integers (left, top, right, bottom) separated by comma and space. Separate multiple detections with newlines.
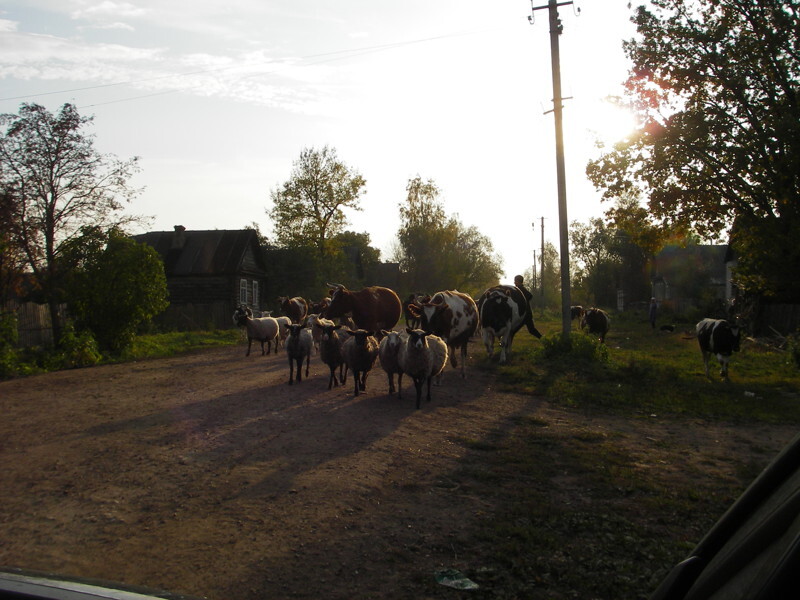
134, 226, 268, 330
651, 244, 730, 315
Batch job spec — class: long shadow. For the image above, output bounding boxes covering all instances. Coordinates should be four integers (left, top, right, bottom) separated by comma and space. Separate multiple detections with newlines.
78, 348, 467, 502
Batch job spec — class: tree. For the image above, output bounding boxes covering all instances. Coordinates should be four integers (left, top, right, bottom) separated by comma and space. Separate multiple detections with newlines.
65, 228, 168, 355
587, 0, 800, 300
268, 146, 366, 258
0, 103, 141, 343
393, 176, 503, 296
0, 190, 25, 307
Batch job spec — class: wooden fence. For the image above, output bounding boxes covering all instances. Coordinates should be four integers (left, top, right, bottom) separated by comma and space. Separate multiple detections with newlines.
6, 301, 238, 349
6, 302, 64, 348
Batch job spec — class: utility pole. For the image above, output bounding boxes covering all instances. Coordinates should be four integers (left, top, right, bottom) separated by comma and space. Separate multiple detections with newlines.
540, 216, 545, 306
530, 0, 576, 341
531, 222, 537, 291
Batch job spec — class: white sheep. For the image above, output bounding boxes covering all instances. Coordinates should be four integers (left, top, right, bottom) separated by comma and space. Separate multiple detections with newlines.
275, 315, 292, 351
379, 329, 406, 397
341, 329, 379, 397
232, 305, 279, 356
315, 319, 348, 389
285, 323, 313, 385
398, 328, 448, 409
305, 313, 322, 354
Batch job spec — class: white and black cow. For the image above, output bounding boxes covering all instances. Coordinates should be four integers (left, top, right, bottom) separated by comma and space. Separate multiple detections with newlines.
696, 318, 742, 380
477, 285, 542, 364
580, 308, 610, 344
407, 290, 479, 379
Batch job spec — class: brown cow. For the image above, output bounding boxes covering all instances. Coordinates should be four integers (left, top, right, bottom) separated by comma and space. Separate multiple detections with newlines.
277, 296, 309, 324
323, 283, 402, 336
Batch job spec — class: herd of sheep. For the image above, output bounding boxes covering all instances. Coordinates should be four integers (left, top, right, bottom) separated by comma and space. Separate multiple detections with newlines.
232, 299, 451, 409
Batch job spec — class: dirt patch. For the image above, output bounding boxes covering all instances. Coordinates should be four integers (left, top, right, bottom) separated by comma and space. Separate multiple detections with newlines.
0, 345, 796, 599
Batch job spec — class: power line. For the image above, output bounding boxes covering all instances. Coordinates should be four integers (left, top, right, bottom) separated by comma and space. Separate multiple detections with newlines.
1, 28, 492, 107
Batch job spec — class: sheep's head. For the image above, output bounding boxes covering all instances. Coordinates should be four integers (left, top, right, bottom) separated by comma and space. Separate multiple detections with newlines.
233, 305, 252, 326
346, 328, 375, 346
381, 329, 403, 349
405, 328, 431, 349
286, 324, 304, 338
316, 321, 341, 341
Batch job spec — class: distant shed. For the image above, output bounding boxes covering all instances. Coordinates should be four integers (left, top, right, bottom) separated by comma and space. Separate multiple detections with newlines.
134, 226, 268, 330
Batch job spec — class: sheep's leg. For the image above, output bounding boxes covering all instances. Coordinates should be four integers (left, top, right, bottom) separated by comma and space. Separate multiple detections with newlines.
360, 371, 368, 391
288, 356, 295, 385
353, 370, 360, 396
397, 373, 403, 399
296, 357, 303, 383
426, 375, 433, 403
387, 373, 395, 394
304, 353, 310, 377
341, 364, 348, 385
246, 338, 253, 357
414, 376, 424, 409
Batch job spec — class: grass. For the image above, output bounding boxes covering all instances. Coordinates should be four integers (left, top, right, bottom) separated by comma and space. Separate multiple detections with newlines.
450, 311, 800, 599
122, 329, 241, 360
494, 311, 800, 423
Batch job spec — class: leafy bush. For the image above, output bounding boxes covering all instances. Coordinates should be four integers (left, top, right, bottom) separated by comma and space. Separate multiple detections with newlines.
44, 322, 102, 370
537, 331, 609, 363
0, 311, 19, 379
788, 334, 800, 370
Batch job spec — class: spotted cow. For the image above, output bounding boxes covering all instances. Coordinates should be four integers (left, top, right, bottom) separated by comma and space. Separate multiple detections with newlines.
407, 290, 479, 379
580, 307, 610, 344
477, 285, 542, 364
696, 318, 742, 381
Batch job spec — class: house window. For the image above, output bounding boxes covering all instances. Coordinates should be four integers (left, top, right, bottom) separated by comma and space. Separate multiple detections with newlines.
252, 281, 259, 309
239, 278, 248, 305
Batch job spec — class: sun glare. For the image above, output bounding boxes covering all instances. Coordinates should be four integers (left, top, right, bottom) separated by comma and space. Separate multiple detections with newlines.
584, 98, 638, 147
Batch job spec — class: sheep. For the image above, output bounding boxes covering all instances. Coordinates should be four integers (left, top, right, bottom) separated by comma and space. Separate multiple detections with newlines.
305, 313, 322, 354
379, 329, 406, 396
232, 304, 279, 356
315, 319, 348, 389
398, 328, 448, 409
341, 329, 380, 397
285, 323, 313, 385
275, 315, 292, 351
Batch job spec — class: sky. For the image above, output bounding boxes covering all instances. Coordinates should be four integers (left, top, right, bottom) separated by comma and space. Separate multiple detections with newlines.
0, 0, 639, 283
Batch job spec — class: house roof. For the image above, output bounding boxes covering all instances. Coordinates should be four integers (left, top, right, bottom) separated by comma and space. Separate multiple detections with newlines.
133, 227, 265, 276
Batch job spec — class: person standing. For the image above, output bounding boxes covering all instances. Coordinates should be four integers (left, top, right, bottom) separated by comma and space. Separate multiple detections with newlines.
649, 297, 658, 329
514, 275, 539, 336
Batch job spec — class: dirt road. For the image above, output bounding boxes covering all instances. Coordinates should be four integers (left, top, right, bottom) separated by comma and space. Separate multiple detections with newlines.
0, 344, 546, 599
2, 343, 797, 599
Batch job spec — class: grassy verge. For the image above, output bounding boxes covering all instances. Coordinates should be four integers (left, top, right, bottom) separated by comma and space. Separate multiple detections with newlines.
2, 328, 241, 379
450, 312, 800, 599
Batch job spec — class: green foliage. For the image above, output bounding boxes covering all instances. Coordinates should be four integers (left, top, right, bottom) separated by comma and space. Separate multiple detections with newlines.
393, 176, 503, 296
0, 310, 18, 379
0, 103, 141, 343
268, 145, 366, 256
587, 0, 800, 300
122, 329, 241, 361
538, 331, 610, 363
66, 229, 169, 355
494, 312, 800, 423
44, 321, 102, 370
787, 334, 800, 370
